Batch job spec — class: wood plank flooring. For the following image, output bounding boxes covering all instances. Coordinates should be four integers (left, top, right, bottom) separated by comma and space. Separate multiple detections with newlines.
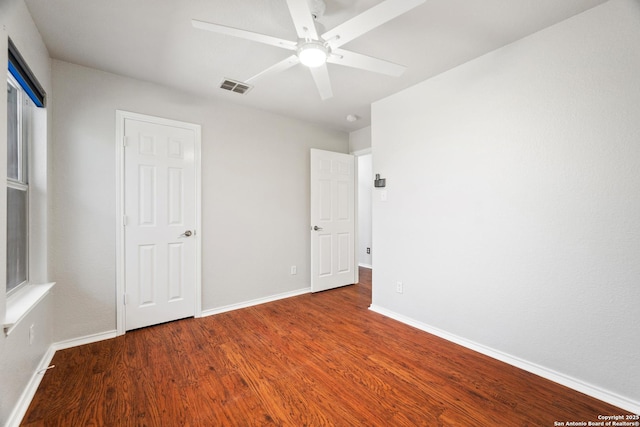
22, 268, 630, 426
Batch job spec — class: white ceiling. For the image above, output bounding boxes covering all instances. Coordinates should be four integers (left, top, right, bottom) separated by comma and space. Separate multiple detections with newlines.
24, 0, 608, 132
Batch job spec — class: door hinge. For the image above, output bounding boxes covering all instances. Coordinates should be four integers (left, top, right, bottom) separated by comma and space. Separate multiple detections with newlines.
122, 215, 128, 226
123, 293, 128, 305
122, 136, 130, 147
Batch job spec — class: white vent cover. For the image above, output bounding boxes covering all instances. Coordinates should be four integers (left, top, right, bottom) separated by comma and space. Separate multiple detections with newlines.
220, 79, 253, 94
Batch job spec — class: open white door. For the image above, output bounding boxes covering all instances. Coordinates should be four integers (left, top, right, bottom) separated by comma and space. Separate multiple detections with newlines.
310, 149, 356, 292
118, 112, 201, 331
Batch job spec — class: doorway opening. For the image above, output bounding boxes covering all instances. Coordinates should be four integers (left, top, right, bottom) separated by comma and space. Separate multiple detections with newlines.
357, 152, 373, 270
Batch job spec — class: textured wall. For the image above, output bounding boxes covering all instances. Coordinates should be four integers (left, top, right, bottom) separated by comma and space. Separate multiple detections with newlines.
50, 60, 348, 341
0, 0, 53, 424
372, 0, 640, 408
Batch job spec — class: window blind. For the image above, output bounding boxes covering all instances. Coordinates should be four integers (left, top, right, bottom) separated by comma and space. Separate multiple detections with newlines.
8, 37, 46, 108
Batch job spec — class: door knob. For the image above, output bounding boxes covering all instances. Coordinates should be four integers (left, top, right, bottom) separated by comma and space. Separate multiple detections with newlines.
180, 230, 193, 237
313, 226, 323, 231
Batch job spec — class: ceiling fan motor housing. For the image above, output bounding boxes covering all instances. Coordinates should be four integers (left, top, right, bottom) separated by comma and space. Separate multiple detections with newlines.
297, 41, 329, 67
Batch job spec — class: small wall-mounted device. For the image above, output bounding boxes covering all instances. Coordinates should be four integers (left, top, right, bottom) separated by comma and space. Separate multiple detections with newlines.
374, 174, 386, 188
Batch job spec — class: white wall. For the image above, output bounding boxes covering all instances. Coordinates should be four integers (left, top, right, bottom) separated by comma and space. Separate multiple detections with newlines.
349, 126, 371, 153
51, 60, 349, 342
371, 0, 640, 411
0, 0, 53, 424
357, 154, 373, 268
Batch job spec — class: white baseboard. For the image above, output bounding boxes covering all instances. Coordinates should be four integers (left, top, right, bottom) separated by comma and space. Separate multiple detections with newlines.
201, 287, 311, 317
6, 330, 118, 427
5, 345, 56, 427
368, 304, 640, 414
358, 263, 372, 269
52, 330, 118, 351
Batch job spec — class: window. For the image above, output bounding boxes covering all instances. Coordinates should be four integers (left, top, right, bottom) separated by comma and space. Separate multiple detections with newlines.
6, 38, 45, 296
6, 74, 31, 295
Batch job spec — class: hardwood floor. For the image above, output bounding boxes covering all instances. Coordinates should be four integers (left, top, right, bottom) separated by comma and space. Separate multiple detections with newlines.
23, 267, 629, 426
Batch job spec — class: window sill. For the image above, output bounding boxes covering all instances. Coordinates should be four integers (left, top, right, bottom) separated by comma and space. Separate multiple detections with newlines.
3, 282, 55, 336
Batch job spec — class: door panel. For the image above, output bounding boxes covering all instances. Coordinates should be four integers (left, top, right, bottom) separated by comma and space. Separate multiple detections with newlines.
337, 233, 351, 272
138, 244, 156, 305
319, 234, 333, 276
168, 168, 184, 224
124, 117, 197, 331
168, 243, 184, 300
310, 149, 356, 292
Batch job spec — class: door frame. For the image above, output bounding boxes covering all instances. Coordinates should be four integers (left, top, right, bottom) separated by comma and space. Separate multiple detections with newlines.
352, 148, 372, 271
115, 110, 202, 335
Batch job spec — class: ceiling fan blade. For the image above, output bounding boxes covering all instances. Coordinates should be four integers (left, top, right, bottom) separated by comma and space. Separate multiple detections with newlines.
321, 0, 426, 49
245, 55, 300, 84
309, 64, 333, 100
329, 49, 406, 76
192, 19, 297, 51
285, 0, 319, 40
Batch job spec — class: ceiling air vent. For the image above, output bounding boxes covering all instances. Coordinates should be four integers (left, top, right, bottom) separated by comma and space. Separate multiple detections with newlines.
219, 79, 253, 95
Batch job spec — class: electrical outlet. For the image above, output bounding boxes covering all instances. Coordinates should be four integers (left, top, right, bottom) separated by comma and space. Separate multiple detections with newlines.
396, 281, 403, 294
29, 324, 35, 345
366, 247, 370, 254
290, 265, 297, 275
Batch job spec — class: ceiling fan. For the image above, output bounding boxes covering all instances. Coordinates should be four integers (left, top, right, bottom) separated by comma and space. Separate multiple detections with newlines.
192, 0, 426, 100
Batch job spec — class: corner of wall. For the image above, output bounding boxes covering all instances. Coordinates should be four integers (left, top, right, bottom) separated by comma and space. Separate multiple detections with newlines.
1, 1, 55, 424
349, 126, 371, 154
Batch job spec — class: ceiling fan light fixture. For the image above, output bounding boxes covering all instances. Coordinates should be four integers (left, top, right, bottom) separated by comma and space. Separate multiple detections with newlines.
298, 42, 328, 68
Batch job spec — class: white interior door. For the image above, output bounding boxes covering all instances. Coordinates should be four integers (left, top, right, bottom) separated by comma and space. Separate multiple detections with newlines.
122, 114, 199, 331
310, 149, 356, 292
